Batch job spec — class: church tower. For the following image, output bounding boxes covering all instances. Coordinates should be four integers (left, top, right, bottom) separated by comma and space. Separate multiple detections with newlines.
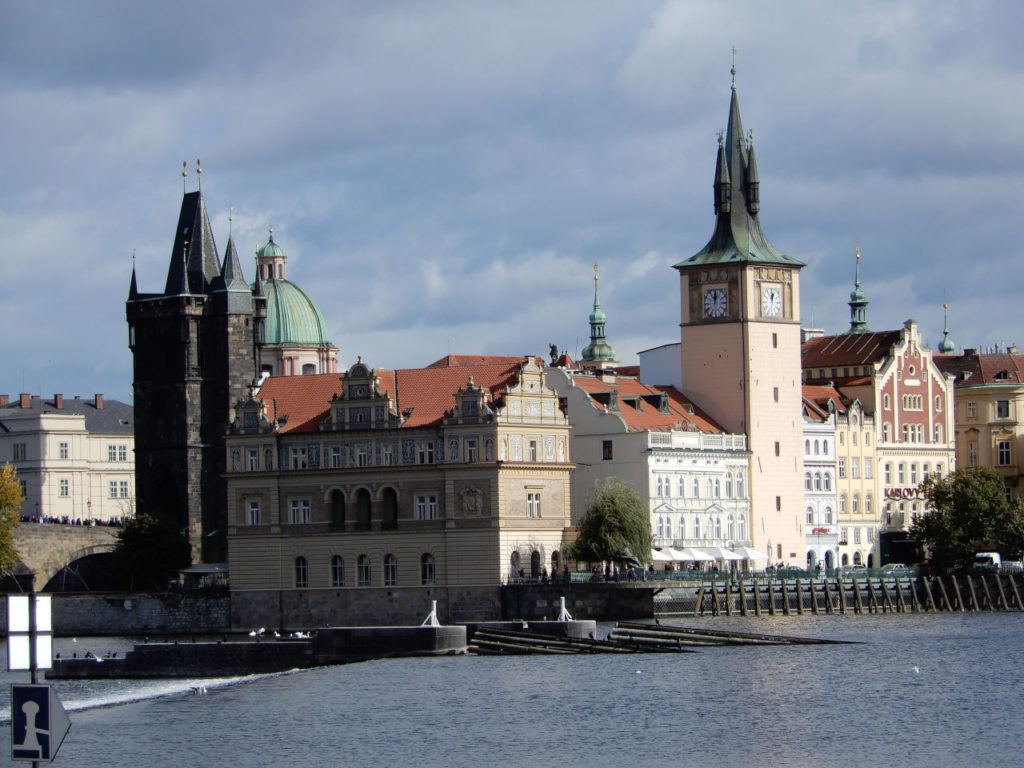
674, 71, 805, 563
127, 172, 265, 563
578, 264, 618, 373
848, 246, 869, 333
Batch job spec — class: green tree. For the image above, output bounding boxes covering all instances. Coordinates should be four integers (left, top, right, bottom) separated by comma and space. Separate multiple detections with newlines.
568, 479, 651, 566
0, 462, 24, 574
910, 467, 1024, 570
114, 512, 191, 590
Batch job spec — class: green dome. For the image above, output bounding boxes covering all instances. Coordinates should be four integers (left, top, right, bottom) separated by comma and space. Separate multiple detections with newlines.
257, 237, 285, 260
257, 278, 333, 348
581, 339, 616, 361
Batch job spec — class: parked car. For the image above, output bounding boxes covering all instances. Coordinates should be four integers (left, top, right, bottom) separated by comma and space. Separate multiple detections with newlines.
881, 563, 908, 572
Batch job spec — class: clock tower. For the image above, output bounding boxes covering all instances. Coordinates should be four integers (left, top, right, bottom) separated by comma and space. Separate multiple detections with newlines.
674, 73, 805, 563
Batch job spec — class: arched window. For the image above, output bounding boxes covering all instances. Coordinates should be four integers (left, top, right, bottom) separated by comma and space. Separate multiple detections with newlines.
805, 439, 810, 454
714, 516, 722, 539
331, 555, 344, 587
840, 495, 847, 514
693, 516, 701, 539
678, 476, 685, 498
814, 440, 820, 455
664, 517, 673, 540
805, 472, 812, 491
714, 478, 721, 498
822, 440, 829, 456
706, 478, 713, 498
865, 494, 872, 514
823, 473, 831, 491
294, 556, 308, 588
806, 507, 814, 524
530, 550, 541, 578
693, 478, 700, 499
736, 472, 745, 498
356, 488, 372, 531
725, 472, 733, 498
737, 514, 747, 541
825, 507, 833, 524
656, 516, 665, 538
814, 472, 822, 491
417, 557, 434, 585
357, 555, 371, 586
852, 495, 859, 514
678, 515, 685, 539
884, 393, 891, 410
381, 487, 398, 531
330, 490, 346, 530
383, 554, 398, 586
727, 514, 735, 540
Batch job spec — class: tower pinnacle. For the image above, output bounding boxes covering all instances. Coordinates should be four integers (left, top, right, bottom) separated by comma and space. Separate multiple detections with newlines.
847, 244, 870, 333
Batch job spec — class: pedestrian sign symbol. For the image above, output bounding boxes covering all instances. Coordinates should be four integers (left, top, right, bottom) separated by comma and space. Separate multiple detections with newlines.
10, 684, 71, 762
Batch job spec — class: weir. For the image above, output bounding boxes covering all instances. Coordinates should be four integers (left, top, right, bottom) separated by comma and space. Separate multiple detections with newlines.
655, 573, 1024, 616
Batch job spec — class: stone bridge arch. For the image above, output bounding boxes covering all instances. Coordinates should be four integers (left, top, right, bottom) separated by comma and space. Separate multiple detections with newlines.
10, 524, 118, 590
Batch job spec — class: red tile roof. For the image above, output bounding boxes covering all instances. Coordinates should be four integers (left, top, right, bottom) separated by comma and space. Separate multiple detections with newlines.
802, 384, 847, 419
802, 331, 902, 369
570, 374, 724, 433
934, 351, 1024, 387
256, 362, 525, 433
425, 354, 538, 369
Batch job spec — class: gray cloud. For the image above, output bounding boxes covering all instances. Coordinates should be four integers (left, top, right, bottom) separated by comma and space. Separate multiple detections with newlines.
2, 0, 1023, 404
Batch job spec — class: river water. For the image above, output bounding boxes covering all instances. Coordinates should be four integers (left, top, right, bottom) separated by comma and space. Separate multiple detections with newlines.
1, 612, 1021, 767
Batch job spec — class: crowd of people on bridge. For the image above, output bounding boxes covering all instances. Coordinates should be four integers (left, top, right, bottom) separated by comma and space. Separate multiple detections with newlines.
20, 515, 125, 527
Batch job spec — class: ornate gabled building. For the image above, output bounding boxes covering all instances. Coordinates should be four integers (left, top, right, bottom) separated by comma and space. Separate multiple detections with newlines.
673, 73, 806, 564
802, 320, 955, 564
127, 188, 266, 563
225, 355, 573, 626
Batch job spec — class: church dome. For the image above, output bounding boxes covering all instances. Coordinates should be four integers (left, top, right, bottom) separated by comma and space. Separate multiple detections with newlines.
257, 238, 285, 261
257, 278, 333, 348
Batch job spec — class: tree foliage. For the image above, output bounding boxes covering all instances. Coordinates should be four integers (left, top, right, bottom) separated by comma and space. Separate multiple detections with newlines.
0, 462, 24, 574
568, 479, 651, 566
910, 467, 1024, 569
114, 512, 191, 590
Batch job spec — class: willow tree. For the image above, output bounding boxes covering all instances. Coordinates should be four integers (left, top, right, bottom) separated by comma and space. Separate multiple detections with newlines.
568, 479, 651, 566
0, 462, 24, 574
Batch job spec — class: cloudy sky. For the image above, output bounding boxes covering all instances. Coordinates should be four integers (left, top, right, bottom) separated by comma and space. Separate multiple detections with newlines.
2, 1, 1021, 404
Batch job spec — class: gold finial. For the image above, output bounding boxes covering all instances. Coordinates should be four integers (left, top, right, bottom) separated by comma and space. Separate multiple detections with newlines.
731, 46, 737, 89
855, 245, 860, 260
229, 205, 234, 235
182, 160, 187, 192
593, 263, 599, 283
943, 302, 949, 310
196, 158, 202, 191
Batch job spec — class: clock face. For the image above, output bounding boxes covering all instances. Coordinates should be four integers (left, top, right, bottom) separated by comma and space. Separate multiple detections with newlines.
704, 288, 728, 318
761, 286, 782, 317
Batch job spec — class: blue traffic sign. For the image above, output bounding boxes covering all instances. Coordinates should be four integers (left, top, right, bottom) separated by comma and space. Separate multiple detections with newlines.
10, 684, 71, 762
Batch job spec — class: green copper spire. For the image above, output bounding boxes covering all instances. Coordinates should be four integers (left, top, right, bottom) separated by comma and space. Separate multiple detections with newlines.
580, 264, 617, 364
938, 301, 955, 353
848, 244, 869, 333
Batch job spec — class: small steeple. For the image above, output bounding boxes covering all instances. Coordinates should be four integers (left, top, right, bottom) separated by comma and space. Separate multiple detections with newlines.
938, 301, 955, 353
847, 244, 870, 334
580, 264, 617, 369
128, 250, 138, 300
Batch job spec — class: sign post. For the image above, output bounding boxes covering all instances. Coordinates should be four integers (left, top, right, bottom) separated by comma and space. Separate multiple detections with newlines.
7, 590, 70, 764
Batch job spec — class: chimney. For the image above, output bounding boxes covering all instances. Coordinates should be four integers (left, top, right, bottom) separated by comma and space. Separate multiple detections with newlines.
94, 394, 104, 410
19, 393, 29, 408
1010, 346, 1019, 355
55, 393, 63, 409
0, 395, 8, 407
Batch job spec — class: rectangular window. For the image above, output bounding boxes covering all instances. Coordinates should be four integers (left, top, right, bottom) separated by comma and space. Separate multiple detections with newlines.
109, 481, 118, 498
331, 446, 342, 468
602, 440, 613, 460
773, 387, 779, 403
358, 558, 371, 586
356, 447, 368, 467
59, 442, 69, 459
898, 464, 906, 484
108, 445, 117, 462
466, 439, 478, 462
997, 400, 1011, 419
967, 401, 977, 418
416, 495, 437, 521
838, 459, 847, 478
854, 528, 861, 544
290, 499, 310, 524
417, 442, 435, 465
290, 447, 308, 469
851, 459, 859, 478
968, 442, 978, 467
118, 445, 128, 462
910, 464, 918, 484
885, 463, 892, 484
865, 461, 873, 479
248, 501, 260, 526
774, 442, 780, 457
119, 481, 129, 498
13, 443, 26, 462
527, 492, 542, 518
772, 333, 778, 349
998, 440, 1012, 466
381, 445, 393, 466
248, 448, 258, 471
528, 440, 538, 462
59, 478, 69, 497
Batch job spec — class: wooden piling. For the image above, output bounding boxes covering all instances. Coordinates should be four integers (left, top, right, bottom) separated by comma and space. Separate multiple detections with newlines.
978, 574, 995, 611
965, 574, 980, 611
1008, 573, 1024, 610
767, 582, 775, 615
752, 580, 761, 616
781, 580, 790, 615
738, 581, 747, 616
893, 579, 907, 613
823, 579, 833, 614
920, 576, 937, 612
696, 586, 706, 616
795, 580, 804, 615
866, 579, 878, 613
994, 574, 1009, 611
837, 578, 847, 614
711, 584, 721, 616
950, 574, 966, 611
724, 583, 732, 617
853, 578, 864, 614
809, 580, 818, 614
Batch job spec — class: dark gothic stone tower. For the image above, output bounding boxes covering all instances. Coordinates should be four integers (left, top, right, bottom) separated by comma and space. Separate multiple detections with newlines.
127, 186, 265, 563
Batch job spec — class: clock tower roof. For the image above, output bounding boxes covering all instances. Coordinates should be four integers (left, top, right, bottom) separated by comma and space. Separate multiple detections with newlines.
675, 78, 804, 271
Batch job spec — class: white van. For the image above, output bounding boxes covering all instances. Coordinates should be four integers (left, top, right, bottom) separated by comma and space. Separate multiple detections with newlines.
973, 552, 1001, 572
